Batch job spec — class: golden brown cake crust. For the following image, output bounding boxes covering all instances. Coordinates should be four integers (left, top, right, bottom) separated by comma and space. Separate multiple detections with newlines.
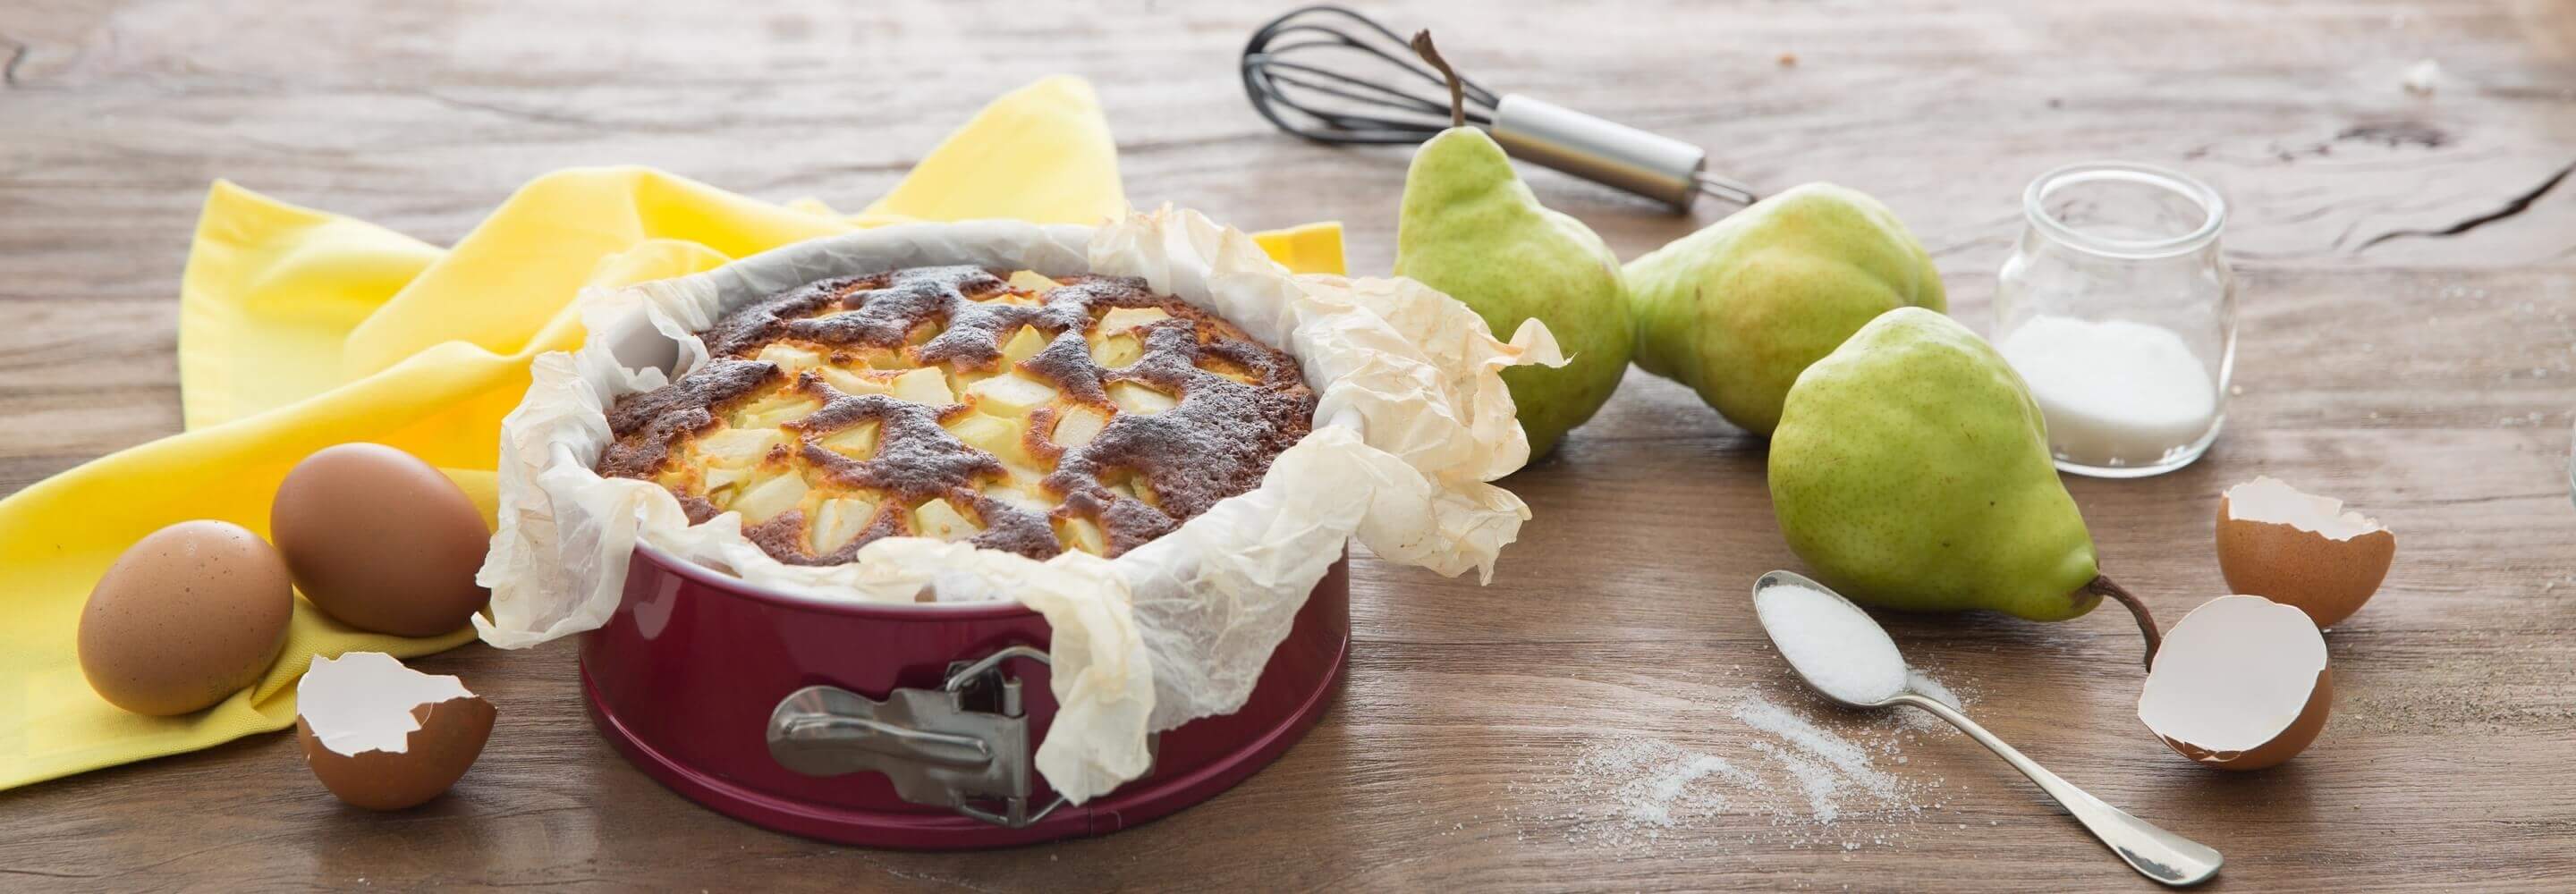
596, 266, 1316, 563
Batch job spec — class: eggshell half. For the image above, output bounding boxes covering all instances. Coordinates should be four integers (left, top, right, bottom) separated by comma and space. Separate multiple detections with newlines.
2139, 595, 2334, 771
295, 653, 496, 810
2216, 476, 2396, 628
2157, 671, 2333, 772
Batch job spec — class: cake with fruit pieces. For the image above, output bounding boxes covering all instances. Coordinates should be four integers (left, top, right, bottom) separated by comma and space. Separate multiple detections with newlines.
595, 266, 1316, 562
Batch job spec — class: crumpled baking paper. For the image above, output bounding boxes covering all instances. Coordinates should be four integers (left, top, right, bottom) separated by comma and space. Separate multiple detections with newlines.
477, 207, 1563, 803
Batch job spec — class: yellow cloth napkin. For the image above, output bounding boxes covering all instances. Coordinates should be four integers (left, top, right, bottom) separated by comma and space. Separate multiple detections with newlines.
0, 75, 1346, 791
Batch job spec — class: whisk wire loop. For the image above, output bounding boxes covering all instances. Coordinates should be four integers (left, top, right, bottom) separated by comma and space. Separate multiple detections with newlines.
1242, 5, 1500, 144
1241, 4, 1756, 207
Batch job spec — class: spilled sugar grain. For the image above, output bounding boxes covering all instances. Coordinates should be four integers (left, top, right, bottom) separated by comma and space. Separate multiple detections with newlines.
1732, 696, 1900, 824
1899, 669, 1970, 733
1519, 670, 1976, 853
1556, 738, 1764, 848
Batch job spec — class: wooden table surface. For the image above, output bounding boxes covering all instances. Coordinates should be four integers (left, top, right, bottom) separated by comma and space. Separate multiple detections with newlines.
4, 1, 2573, 890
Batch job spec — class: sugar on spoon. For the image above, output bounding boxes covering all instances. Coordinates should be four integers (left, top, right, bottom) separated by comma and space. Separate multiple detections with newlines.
1750, 569, 2222, 888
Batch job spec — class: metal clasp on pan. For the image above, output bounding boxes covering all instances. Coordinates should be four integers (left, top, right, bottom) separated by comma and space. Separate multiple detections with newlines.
766, 645, 1071, 829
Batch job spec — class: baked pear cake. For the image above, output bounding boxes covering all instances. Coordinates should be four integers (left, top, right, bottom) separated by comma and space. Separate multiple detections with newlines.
596, 266, 1317, 563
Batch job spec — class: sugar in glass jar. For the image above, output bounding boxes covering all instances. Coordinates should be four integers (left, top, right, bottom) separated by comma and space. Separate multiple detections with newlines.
1994, 162, 2236, 478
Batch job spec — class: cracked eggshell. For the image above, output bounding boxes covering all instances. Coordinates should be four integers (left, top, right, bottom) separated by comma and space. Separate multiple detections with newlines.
2140, 595, 2333, 771
294, 652, 495, 810
2216, 476, 2395, 628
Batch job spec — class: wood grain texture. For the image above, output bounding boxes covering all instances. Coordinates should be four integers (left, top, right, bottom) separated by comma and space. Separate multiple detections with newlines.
3, 0, 2573, 890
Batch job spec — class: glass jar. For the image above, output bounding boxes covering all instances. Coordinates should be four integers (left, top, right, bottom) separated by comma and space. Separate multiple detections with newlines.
1994, 162, 2236, 478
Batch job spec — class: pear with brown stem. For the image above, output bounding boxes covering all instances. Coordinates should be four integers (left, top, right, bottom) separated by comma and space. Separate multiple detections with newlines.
1769, 308, 2165, 665
1393, 31, 1630, 459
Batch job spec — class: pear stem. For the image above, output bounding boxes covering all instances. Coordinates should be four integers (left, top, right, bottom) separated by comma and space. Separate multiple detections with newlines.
1410, 30, 1466, 129
2083, 575, 2162, 670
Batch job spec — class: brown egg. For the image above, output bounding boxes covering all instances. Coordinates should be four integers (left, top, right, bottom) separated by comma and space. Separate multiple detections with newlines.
78, 520, 294, 715
295, 652, 496, 810
2138, 595, 2334, 771
272, 443, 491, 637
2215, 476, 2396, 628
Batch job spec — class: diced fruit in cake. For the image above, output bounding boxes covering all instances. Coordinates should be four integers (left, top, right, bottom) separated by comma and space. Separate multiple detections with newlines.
728, 392, 823, 429
1008, 270, 1063, 293
818, 366, 891, 396
946, 413, 1033, 466
818, 422, 879, 459
696, 427, 784, 467
1102, 470, 1157, 508
754, 342, 827, 373
1051, 405, 1111, 448
913, 498, 979, 542
966, 374, 1059, 417
701, 466, 750, 503
858, 347, 914, 369
1090, 333, 1143, 368
1108, 381, 1178, 415
890, 367, 954, 405
809, 496, 877, 554
1097, 307, 1171, 334
1055, 516, 1107, 555
1000, 325, 1049, 364
729, 472, 809, 523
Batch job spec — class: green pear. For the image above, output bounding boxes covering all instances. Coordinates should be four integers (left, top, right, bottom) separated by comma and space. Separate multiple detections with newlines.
1395, 127, 1631, 459
1769, 308, 2159, 658
1625, 183, 1945, 436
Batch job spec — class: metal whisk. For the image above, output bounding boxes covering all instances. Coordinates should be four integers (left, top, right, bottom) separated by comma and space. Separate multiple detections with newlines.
1241, 4, 1759, 209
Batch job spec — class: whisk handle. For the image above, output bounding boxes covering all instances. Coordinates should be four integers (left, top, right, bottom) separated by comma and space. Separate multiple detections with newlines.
1489, 95, 1726, 209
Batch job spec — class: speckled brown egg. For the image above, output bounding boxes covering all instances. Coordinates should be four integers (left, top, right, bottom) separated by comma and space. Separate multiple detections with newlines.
78, 520, 294, 715
271, 443, 491, 637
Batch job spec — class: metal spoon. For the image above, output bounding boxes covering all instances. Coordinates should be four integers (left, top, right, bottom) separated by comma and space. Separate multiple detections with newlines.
1750, 570, 2222, 888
